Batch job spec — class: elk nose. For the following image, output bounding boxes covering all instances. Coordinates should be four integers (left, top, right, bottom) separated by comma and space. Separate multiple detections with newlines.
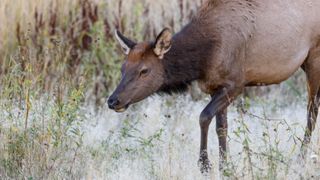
108, 97, 120, 109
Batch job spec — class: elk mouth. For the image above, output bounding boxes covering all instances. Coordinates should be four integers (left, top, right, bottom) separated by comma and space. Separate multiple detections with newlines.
114, 104, 130, 113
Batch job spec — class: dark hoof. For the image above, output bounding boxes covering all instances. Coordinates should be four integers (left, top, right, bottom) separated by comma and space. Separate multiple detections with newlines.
198, 157, 212, 174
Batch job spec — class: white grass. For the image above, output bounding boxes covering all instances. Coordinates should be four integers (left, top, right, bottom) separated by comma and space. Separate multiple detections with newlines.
81, 93, 320, 179
0, 88, 319, 179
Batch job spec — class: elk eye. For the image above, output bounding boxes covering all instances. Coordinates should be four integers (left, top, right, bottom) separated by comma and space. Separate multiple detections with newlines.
140, 69, 149, 76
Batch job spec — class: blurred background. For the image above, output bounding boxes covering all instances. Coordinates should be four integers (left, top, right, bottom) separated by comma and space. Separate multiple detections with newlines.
0, 0, 318, 179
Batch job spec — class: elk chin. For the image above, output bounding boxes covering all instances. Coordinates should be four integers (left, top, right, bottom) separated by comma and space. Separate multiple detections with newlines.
115, 108, 127, 113
114, 104, 130, 113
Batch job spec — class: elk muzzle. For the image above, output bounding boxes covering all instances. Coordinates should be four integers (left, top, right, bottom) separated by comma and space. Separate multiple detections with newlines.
107, 95, 129, 113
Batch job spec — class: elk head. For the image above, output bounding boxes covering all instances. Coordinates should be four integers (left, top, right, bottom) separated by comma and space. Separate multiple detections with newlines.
108, 28, 172, 112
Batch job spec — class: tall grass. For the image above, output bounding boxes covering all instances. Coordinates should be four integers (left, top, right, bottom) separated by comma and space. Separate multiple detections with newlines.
0, 0, 204, 178
0, 0, 203, 100
0, 0, 317, 179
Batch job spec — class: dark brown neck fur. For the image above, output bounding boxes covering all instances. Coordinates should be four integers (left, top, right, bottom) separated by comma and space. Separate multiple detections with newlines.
158, 22, 215, 94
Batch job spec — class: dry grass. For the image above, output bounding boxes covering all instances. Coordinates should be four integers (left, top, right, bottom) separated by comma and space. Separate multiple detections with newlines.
0, 91, 319, 179
0, 0, 318, 179
0, 0, 204, 104
86, 94, 319, 179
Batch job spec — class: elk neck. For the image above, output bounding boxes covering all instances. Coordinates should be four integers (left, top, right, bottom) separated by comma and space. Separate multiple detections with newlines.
158, 22, 215, 94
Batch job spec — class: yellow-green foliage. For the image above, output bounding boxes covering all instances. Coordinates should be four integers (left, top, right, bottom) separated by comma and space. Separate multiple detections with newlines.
0, 0, 203, 100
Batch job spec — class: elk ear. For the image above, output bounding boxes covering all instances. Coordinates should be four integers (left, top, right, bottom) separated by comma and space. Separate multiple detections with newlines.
115, 30, 136, 55
153, 28, 172, 59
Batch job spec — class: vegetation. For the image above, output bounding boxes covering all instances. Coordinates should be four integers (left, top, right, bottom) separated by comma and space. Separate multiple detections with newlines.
0, 0, 318, 179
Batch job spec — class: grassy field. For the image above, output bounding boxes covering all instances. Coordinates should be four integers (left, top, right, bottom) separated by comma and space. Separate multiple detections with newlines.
0, 0, 319, 179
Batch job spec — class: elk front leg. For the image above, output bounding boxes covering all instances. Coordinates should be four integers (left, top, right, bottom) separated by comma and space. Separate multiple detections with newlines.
198, 86, 241, 173
216, 108, 228, 170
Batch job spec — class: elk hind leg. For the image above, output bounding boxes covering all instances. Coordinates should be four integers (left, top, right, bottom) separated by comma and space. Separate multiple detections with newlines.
301, 54, 320, 155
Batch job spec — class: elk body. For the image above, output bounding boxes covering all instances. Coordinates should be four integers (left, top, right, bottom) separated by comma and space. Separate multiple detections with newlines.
108, 0, 320, 172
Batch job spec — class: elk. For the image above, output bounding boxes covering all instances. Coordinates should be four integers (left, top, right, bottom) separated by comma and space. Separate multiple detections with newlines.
108, 0, 320, 172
